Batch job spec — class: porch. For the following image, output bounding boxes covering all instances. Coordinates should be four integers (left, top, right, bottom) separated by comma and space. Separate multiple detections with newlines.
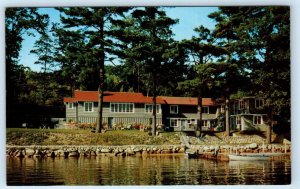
169, 118, 218, 132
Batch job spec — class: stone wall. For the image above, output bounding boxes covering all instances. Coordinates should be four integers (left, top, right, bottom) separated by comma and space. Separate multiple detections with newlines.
6, 145, 186, 158
6, 142, 291, 159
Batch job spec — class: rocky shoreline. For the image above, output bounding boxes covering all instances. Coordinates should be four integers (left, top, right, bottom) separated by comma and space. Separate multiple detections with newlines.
6, 145, 185, 158
6, 143, 291, 160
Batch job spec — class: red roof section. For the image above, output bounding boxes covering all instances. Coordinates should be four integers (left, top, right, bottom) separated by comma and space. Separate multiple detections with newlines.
64, 91, 218, 106
64, 97, 76, 103
159, 96, 216, 106
64, 91, 165, 104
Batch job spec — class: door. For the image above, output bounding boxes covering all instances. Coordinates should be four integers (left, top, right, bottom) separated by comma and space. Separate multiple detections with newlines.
108, 117, 114, 129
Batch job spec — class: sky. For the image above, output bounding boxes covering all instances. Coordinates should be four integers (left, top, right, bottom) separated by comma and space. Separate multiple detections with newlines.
19, 7, 218, 71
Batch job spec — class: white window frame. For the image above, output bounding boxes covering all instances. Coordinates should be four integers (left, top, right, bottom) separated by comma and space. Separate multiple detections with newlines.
170, 119, 178, 127
239, 100, 245, 110
255, 98, 264, 108
110, 103, 134, 113
202, 106, 209, 114
203, 120, 209, 127
68, 102, 74, 109
170, 105, 178, 114
253, 115, 263, 125
84, 102, 93, 112
145, 104, 161, 114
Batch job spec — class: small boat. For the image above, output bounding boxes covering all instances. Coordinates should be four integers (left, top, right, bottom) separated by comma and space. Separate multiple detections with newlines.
185, 151, 198, 159
228, 154, 270, 161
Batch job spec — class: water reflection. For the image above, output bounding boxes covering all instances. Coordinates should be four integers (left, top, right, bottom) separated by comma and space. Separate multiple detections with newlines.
7, 155, 291, 185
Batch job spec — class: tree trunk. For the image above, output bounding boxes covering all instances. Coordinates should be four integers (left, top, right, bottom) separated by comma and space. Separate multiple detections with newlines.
96, 66, 105, 133
96, 19, 105, 133
96, 79, 104, 133
75, 102, 78, 123
196, 88, 202, 137
152, 73, 157, 136
137, 63, 140, 93
225, 98, 230, 136
266, 108, 273, 144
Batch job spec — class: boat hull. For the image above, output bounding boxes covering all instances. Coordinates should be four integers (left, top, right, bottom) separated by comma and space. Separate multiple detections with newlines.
185, 152, 198, 159
228, 154, 270, 161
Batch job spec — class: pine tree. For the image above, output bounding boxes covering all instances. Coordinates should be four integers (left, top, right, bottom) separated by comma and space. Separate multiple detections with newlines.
30, 30, 56, 105
114, 7, 178, 136
56, 7, 131, 133
178, 25, 227, 136
5, 8, 49, 127
209, 7, 290, 141
6, 8, 48, 104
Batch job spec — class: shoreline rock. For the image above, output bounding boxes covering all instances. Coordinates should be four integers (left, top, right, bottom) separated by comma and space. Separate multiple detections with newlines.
6, 143, 291, 159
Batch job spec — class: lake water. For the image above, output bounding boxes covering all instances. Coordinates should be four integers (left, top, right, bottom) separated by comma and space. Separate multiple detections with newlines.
7, 155, 291, 185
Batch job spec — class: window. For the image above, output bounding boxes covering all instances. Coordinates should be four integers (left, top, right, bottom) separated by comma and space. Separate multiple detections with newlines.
145, 104, 161, 114
202, 106, 209, 114
203, 120, 209, 127
68, 102, 74, 109
253, 115, 263, 125
170, 105, 178, 114
170, 119, 178, 127
255, 99, 264, 108
236, 116, 241, 125
239, 100, 245, 109
110, 103, 134, 113
84, 102, 93, 112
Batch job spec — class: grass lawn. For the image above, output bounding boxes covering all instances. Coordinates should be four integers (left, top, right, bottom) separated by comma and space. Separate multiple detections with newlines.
6, 128, 182, 146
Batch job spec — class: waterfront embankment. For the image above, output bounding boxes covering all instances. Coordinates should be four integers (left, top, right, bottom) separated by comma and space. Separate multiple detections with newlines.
6, 142, 291, 160
6, 128, 291, 160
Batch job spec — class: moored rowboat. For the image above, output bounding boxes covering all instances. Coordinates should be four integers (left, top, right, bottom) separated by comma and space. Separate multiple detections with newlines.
185, 152, 198, 158
228, 154, 270, 161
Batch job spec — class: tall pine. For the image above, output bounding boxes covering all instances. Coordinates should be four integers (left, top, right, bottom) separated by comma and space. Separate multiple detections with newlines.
57, 7, 130, 133
209, 7, 290, 141
114, 7, 178, 136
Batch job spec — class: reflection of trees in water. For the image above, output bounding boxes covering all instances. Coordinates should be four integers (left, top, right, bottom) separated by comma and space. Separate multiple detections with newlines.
94, 155, 184, 185
193, 159, 230, 185
228, 160, 291, 184
7, 156, 291, 185
7, 158, 65, 185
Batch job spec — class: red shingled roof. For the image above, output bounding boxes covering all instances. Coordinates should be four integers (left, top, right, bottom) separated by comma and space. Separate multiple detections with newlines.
64, 91, 165, 104
159, 96, 216, 106
64, 97, 76, 103
64, 91, 217, 106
